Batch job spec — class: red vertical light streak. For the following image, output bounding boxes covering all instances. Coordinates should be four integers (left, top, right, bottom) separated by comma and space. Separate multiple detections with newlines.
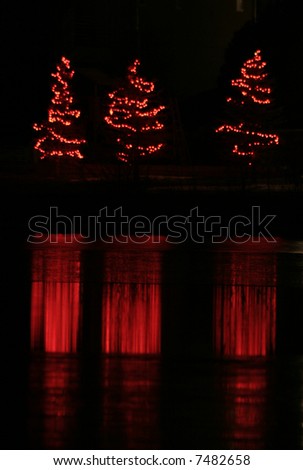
214, 253, 277, 358
101, 248, 162, 355
30, 246, 82, 353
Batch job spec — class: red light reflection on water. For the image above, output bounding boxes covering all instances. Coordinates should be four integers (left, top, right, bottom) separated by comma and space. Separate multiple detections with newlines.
28, 356, 81, 449
101, 249, 162, 354
222, 366, 268, 448
30, 246, 81, 353
214, 253, 277, 357
101, 358, 160, 448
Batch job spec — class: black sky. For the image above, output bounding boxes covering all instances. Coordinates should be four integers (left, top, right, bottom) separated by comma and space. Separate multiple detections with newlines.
1, 0, 303, 149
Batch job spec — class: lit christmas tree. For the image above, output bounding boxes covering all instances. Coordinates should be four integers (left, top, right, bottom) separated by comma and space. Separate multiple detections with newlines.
216, 50, 279, 163
104, 59, 166, 164
33, 56, 85, 159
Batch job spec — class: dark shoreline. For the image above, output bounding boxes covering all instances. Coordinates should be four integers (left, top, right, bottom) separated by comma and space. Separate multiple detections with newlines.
1, 178, 302, 240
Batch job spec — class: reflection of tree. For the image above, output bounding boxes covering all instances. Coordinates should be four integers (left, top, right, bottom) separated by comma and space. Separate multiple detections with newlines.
30, 247, 82, 353
220, 364, 269, 449
101, 249, 162, 354
213, 252, 276, 358
101, 359, 161, 449
28, 358, 81, 448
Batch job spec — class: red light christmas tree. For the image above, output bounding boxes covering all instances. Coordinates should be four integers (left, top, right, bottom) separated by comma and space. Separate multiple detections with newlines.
33, 56, 85, 159
216, 50, 279, 162
104, 59, 165, 164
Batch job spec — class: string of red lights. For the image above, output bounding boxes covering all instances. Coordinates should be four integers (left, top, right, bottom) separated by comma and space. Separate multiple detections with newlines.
104, 59, 165, 163
33, 57, 86, 160
216, 50, 279, 160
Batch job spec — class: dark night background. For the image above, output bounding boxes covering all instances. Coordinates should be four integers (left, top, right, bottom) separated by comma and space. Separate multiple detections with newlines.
2, 1, 303, 452
1, 0, 303, 166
